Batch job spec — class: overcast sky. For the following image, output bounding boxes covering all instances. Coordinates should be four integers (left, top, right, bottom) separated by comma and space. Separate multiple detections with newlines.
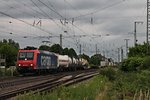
0, 0, 147, 60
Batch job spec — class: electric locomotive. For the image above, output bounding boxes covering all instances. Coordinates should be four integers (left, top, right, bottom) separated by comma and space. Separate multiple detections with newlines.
16, 49, 58, 73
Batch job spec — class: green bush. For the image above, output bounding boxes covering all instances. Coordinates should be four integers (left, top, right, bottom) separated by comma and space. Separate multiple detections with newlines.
120, 57, 143, 72
120, 56, 150, 72
112, 70, 150, 97
113, 72, 138, 93
136, 70, 150, 89
100, 67, 116, 81
120, 59, 131, 72
140, 56, 150, 70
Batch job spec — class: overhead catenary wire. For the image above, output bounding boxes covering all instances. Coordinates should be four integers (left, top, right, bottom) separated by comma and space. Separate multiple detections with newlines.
22, 1, 91, 47
1, 1, 47, 36
64, 0, 82, 16
31, 0, 124, 47
61, 0, 122, 47
0, 11, 53, 35
35, 0, 86, 34
15, 0, 44, 19
19, 0, 65, 31
0, 0, 135, 56
60, 3, 104, 44
34, 0, 92, 44
0, 0, 81, 47
0, 0, 45, 37
0, 0, 55, 36
4, 0, 65, 37
37, 0, 64, 19
35, 0, 74, 34
67, 0, 125, 20
30, 0, 75, 35
31, 0, 71, 35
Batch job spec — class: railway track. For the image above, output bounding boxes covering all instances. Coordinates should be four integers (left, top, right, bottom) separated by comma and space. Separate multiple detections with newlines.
0, 69, 99, 100
0, 74, 64, 89
0, 69, 92, 89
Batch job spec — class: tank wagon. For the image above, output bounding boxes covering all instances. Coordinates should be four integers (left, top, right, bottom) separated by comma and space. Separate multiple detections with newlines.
16, 49, 88, 74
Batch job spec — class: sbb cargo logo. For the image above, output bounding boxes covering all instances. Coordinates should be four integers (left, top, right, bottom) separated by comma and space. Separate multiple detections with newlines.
41, 56, 51, 67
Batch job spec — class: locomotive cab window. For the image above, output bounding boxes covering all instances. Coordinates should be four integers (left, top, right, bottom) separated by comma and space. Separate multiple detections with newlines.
19, 52, 26, 60
26, 52, 34, 60
18, 52, 34, 60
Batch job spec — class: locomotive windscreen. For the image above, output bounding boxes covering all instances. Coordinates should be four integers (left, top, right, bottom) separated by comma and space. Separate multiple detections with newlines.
18, 52, 34, 60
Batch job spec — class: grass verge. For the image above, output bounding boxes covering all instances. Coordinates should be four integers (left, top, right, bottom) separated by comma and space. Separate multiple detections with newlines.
17, 75, 108, 100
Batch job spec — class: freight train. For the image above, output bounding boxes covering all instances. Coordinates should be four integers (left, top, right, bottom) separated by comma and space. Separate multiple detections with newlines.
16, 49, 88, 74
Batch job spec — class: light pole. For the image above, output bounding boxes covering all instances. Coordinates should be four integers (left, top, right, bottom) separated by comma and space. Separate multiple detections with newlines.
134, 21, 143, 46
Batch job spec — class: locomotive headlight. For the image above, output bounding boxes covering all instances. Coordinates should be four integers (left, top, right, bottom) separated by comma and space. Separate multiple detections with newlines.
18, 64, 21, 66
30, 64, 33, 66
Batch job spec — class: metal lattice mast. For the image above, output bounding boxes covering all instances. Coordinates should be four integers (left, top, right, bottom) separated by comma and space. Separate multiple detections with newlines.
147, 0, 150, 54
147, 0, 150, 43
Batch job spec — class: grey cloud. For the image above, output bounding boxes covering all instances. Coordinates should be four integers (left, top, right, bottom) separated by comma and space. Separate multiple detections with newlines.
0, 0, 147, 57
